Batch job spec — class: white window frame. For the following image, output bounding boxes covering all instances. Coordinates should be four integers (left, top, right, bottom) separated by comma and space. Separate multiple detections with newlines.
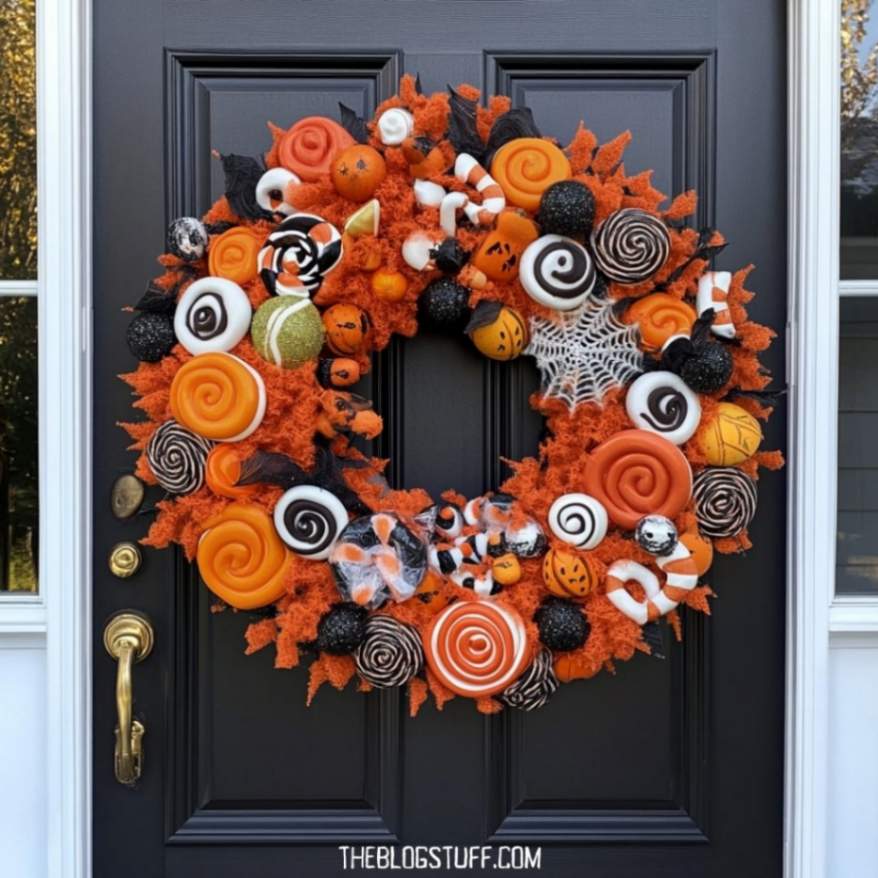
18, 0, 841, 875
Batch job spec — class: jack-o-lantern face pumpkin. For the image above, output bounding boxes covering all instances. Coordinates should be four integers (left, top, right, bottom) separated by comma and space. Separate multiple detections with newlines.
472, 210, 540, 281
542, 547, 598, 599
331, 145, 387, 202
414, 569, 451, 615
466, 301, 528, 361
323, 304, 372, 355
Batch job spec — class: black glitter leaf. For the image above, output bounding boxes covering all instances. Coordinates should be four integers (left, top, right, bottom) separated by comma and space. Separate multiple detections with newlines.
338, 102, 370, 144
447, 86, 485, 160
220, 153, 272, 221
134, 281, 177, 314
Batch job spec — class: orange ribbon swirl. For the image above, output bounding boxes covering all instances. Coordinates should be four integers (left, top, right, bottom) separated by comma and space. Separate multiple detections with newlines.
196, 503, 290, 609
170, 352, 265, 441
584, 429, 692, 529
205, 445, 259, 499
424, 601, 529, 698
625, 293, 696, 351
207, 226, 263, 285
490, 138, 571, 212
277, 116, 354, 182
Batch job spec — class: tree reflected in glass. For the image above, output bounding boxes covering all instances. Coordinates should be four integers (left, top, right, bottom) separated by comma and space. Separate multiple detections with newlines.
0, 0, 37, 280
0, 298, 37, 591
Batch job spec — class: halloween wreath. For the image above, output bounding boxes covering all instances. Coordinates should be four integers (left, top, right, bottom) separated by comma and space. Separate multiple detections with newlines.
119, 76, 783, 714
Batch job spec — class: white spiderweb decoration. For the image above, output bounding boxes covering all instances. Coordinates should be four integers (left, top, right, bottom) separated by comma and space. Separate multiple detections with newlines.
525, 297, 643, 409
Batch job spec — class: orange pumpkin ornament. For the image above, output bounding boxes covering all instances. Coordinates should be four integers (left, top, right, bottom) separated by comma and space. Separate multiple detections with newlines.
331, 145, 387, 202
492, 553, 522, 586
680, 530, 714, 576
542, 547, 598, 599
323, 304, 372, 355
472, 210, 540, 281
207, 226, 263, 285
196, 503, 291, 609
371, 269, 407, 302
626, 293, 697, 351
466, 301, 528, 361
414, 569, 451, 615
204, 445, 260, 500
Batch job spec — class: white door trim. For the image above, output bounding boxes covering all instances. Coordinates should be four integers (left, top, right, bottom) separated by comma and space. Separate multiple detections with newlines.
43, 1, 837, 875
41, 0, 93, 874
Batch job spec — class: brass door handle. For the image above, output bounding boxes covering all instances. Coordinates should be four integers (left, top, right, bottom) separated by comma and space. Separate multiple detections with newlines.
103, 612, 154, 785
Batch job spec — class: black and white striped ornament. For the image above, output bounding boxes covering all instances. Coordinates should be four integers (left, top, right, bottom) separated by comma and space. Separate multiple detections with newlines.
258, 212, 342, 297
354, 615, 424, 688
500, 648, 559, 711
692, 467, 758, 539
146, 419, 212, 494
590, 208, 670, 285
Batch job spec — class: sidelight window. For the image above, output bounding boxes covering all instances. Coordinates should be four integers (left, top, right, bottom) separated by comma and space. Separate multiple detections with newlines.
0, 0, 38, 593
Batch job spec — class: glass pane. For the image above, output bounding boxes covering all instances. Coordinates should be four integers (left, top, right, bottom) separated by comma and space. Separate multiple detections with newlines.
0, 0, 37, 279
0, 297, 37, 592
837, 297, 878, 594
841, 0, 878, 279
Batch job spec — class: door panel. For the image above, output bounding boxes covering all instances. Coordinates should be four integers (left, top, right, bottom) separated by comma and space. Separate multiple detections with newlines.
93, 2, 786, 875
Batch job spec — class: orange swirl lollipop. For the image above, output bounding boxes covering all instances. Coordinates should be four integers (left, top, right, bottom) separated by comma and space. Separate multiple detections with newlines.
584, 429, 692, 529
490, 138, 571, 212
205, 445, 260, 500
196, 503, 291, 609
170, 352, 266, 442
277, 116, 354, 182
207, 226, 263, 285
626, 293, 696, 351
423, 600, 530, 699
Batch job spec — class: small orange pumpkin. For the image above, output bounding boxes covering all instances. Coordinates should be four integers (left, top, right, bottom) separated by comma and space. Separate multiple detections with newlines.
492, 553, 522, 586
371, 269, 407, 302
331, 145, 387, 202
322, 304, 372, 355
680, 530, 713, 576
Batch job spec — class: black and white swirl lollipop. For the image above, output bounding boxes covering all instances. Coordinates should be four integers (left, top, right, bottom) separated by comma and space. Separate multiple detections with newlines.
174, 277, 252, 355
548, 493, 608, 550
273, 485, 348, 560
146, 419, 212, 494
625, 371, 701, 445
520, 235, 596, 310
258, 212, 342, 298
355, 615, 423, 688
692, 467, 758, 539
500, 648, 559, 711
590, 208, 670, 284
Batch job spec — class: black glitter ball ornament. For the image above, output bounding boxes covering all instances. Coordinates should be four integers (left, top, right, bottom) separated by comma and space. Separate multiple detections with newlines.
418, 278, 471, 331
126, 312, 176, 363
166, 216, 208, 262
315, 603, 368, 655
537, 180, 596, 238
534, 597, 590, 652
678, 342, 733, 393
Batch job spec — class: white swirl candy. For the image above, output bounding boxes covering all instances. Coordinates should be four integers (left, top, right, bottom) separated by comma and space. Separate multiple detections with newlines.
273, 485, 348, 560
255, 167, 300, 216
625, 371, 701, 445
547, 493, 608, 550
174, 277, 252, 355
377, 107, 414, 145
520, 235, 597, 311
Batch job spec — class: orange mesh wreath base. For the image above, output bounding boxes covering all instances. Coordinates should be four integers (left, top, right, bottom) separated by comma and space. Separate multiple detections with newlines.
118, 76, 783, 715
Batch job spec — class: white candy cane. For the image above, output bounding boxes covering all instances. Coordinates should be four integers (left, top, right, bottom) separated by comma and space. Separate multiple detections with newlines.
455, 153, 506, 226
697, 271, 735, 339
440, 191, 470, 237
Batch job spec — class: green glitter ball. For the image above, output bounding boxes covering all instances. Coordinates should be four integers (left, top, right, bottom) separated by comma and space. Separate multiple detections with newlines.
251, 296, 325, 368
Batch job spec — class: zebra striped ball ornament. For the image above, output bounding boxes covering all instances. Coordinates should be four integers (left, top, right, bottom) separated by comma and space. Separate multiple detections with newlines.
250, 296, 325, 368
